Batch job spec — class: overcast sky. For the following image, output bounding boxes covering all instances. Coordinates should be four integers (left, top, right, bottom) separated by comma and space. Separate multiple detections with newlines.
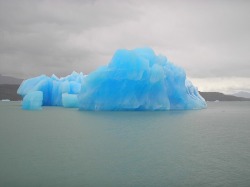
0, 0, 250, 93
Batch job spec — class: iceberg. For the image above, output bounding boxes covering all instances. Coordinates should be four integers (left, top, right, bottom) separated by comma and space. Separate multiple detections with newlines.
17, 47, 206, 111
22, 91, 43, 110
62, 93, 79, 108
17, 72, 85, 110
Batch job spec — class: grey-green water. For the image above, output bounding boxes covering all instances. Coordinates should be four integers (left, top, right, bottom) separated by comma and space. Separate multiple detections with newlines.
0, 101, 250, 187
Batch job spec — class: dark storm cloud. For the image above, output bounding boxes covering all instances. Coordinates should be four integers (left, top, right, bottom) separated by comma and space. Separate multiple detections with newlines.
0, 0, 250, 92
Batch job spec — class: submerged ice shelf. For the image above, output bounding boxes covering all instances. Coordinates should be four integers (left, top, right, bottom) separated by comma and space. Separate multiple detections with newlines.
17, 47, 207, 111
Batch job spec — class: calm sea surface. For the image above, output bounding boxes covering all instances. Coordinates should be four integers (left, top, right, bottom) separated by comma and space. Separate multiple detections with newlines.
0, 101, 250, 187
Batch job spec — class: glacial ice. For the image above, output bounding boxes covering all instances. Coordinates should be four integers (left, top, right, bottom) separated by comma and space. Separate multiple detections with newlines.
22, 91, 43, 110
17, 47, 207, 111
17, 72, 85, 109
62, 93, 79, 108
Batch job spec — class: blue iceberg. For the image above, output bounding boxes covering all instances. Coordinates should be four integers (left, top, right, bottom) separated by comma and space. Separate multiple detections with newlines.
17, 71, 85, 109
62, 93, 79, 108
17, 47, 206, 111
22, 91, 43, 110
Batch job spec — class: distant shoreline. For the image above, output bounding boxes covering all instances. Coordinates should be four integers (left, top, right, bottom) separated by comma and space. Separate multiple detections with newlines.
1, 84, 250, 102
199, 92, 250, 102
0, 84, 22, 101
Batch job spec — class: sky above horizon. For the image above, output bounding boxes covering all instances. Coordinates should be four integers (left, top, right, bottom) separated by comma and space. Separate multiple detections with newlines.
0, 0, 250, 93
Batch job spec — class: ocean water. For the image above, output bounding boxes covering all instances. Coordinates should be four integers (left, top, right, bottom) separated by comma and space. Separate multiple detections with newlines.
0, 101, 250, 187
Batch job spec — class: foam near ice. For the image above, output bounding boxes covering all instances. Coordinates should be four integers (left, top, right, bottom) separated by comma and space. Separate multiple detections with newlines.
17, 47, 207, 111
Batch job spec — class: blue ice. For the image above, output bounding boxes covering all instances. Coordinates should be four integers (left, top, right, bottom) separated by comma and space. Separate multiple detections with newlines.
78, 48, 206, 110
62, 93, 79, 108
22, 91, 43, 110
17, 71, 85, 110
17, 47, 206, 110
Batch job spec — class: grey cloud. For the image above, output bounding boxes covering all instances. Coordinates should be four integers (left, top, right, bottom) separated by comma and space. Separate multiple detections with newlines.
0, 0, 141, 77
0, 0, 250, 90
